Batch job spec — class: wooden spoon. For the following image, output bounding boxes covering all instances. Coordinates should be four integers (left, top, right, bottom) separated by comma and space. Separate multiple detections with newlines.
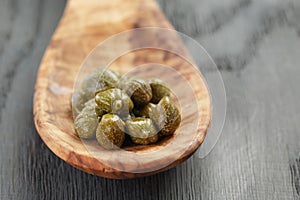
33, 0, 211, 179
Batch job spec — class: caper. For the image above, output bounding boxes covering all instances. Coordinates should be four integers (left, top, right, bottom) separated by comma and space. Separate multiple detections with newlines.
133, 103, 156, 118
73, 68, 182, 148
116, 76, 129, 88
95, 105, 105, 121
71, 91, 90, 116
126, 118, 158, 145
149, 79, 170, 103
153, 96, 181, 136
120, 112, 135, 121
130, 135, 158, 145
81, 68, 121, 100
96, 114, 125, 149
74, 99, 98, 139
95, 88, 134, 118
121, 78, 152, 106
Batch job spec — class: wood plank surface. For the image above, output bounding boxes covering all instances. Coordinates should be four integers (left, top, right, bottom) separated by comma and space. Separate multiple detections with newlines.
0, 0, 300, 199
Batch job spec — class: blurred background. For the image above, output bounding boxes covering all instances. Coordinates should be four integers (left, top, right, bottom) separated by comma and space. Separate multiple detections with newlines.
0, 0, 300, 199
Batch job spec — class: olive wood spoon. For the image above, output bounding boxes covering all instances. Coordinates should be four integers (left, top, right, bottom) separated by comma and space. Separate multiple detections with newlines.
33, 0, 211, 179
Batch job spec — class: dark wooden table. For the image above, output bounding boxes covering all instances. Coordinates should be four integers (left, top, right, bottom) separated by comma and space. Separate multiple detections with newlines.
1, 0, 300, 199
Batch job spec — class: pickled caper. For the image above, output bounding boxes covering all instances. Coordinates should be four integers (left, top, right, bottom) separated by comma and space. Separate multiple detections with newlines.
95, 88, 134, 118
71, 91, 90, 116
149, 79, 170, 103
121, 78, 152, 106
73, 68, 182, 148
96, 114, 125, 149
153, 96, 181, 136
133, 103, 156, 118
95, 105, 105, 121
81, 68, 121, 100
120, 112, 135, 121
126, 118, 158, 145
74, 99, 98, 139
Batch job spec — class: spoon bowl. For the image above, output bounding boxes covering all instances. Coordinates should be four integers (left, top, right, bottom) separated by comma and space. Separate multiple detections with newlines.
34, 0, 211, 179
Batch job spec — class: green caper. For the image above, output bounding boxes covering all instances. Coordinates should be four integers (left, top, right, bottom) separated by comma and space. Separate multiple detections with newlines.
152, 96, 181, 136
133, 103, 156, 118
95, 105, 105, 121
96, 114, 125, 149
121, 78, 152, 106
116, 76, 129, 88
71, 91, 90, 116
74, 99, 98, 139
81, 68, 121, 100
149, 79, 170, 103
120, 112, 135, 121
95, 88, 134, 118
126, 118, 158, 145
73, 67, 182, 148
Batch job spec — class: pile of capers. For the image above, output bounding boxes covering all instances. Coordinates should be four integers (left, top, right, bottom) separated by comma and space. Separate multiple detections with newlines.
72, 68, 181, 150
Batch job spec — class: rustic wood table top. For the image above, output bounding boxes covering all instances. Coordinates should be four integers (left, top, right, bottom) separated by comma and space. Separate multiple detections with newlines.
0, 0, 299, 199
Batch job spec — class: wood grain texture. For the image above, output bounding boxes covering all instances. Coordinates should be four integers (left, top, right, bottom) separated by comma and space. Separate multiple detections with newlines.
1, 0, 300, 199
33, 0, 211, 178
